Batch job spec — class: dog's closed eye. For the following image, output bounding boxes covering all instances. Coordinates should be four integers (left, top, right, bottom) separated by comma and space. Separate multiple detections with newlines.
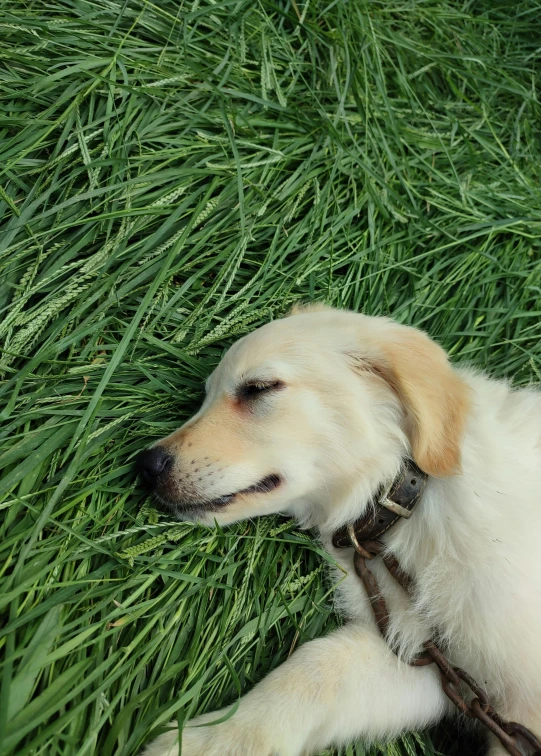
237, 380, 285, 401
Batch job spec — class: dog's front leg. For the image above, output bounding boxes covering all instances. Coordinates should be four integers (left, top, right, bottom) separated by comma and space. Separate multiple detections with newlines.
144, 623, 450, 756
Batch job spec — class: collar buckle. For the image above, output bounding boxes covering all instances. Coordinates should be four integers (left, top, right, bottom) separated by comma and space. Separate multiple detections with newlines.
380, 497, 414, 519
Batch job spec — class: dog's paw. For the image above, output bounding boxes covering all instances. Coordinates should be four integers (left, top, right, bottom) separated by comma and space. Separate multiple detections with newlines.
141, 728, 181, 756
143, 714, 280, 756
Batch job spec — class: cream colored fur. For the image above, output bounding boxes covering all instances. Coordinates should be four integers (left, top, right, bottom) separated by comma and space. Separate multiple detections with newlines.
144, 306, 541, 756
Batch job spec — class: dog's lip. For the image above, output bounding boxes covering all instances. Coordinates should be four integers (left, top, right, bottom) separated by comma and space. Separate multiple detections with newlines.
213, 473, 282, 506
176, 473, 282, 511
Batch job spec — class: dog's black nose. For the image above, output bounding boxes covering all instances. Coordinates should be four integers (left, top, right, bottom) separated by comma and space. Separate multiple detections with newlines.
137, 447, 172, 485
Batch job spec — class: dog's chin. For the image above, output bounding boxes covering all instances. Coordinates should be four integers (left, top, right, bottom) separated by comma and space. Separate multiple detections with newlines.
156, 473, 283, 522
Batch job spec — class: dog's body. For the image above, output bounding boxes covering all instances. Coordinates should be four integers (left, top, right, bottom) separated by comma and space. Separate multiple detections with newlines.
140, 306, 541, 756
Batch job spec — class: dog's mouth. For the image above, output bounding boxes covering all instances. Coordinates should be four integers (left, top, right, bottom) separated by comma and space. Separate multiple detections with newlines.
164, 473, 282, 513
207, 473, 282, 507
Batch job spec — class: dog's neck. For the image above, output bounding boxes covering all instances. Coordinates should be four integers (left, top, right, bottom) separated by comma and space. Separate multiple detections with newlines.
307, 447, 411, 535
330, 460, 428, 550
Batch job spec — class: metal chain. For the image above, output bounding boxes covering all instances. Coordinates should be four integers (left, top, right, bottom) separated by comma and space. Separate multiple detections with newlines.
349, 539, 541, 756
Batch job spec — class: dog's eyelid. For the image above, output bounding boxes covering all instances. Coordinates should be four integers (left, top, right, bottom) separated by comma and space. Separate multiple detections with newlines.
246, 379, 284, 388
237, 379, 285, 399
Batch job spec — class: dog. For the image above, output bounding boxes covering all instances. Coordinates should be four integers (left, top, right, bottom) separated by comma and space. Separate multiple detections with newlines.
138, 304, 541, 756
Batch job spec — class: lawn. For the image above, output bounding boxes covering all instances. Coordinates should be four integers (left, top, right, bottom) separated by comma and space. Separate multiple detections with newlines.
0, 0, 540, 754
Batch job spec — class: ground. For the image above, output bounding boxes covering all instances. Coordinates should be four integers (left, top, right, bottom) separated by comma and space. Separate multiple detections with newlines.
0, 1, 540, 754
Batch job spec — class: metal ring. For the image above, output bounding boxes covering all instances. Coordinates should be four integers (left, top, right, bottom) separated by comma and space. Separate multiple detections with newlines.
347, 524, 374, 559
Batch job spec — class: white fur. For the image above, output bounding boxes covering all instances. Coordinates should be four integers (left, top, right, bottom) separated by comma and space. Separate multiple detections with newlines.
144, 308, 541, 756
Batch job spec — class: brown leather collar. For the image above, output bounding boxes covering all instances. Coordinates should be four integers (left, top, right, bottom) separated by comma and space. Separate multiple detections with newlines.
332, 460, 427, 551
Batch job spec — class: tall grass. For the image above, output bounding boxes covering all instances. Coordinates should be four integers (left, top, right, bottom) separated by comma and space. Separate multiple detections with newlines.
0, 0, 540, 754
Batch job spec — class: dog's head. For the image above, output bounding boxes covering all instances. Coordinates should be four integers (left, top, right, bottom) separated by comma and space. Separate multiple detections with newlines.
138, 306, 470, 529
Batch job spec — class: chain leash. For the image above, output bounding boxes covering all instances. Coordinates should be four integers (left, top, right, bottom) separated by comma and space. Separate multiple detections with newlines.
349, 538, 541, 756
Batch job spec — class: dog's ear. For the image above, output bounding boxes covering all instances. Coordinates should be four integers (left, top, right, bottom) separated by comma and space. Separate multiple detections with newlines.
351, 323, 471, 477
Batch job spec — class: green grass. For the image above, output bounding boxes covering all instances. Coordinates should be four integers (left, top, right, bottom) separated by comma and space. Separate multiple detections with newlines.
0, 0, 540, 754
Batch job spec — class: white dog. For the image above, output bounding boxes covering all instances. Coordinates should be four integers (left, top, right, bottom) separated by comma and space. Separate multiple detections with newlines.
138, 305, 541, 756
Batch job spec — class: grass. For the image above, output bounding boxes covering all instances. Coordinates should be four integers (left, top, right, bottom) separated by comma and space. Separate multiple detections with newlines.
0, 0, 540, 754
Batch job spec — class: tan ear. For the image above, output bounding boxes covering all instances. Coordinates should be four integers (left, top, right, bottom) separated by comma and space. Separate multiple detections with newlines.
356, 324, 471, 477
